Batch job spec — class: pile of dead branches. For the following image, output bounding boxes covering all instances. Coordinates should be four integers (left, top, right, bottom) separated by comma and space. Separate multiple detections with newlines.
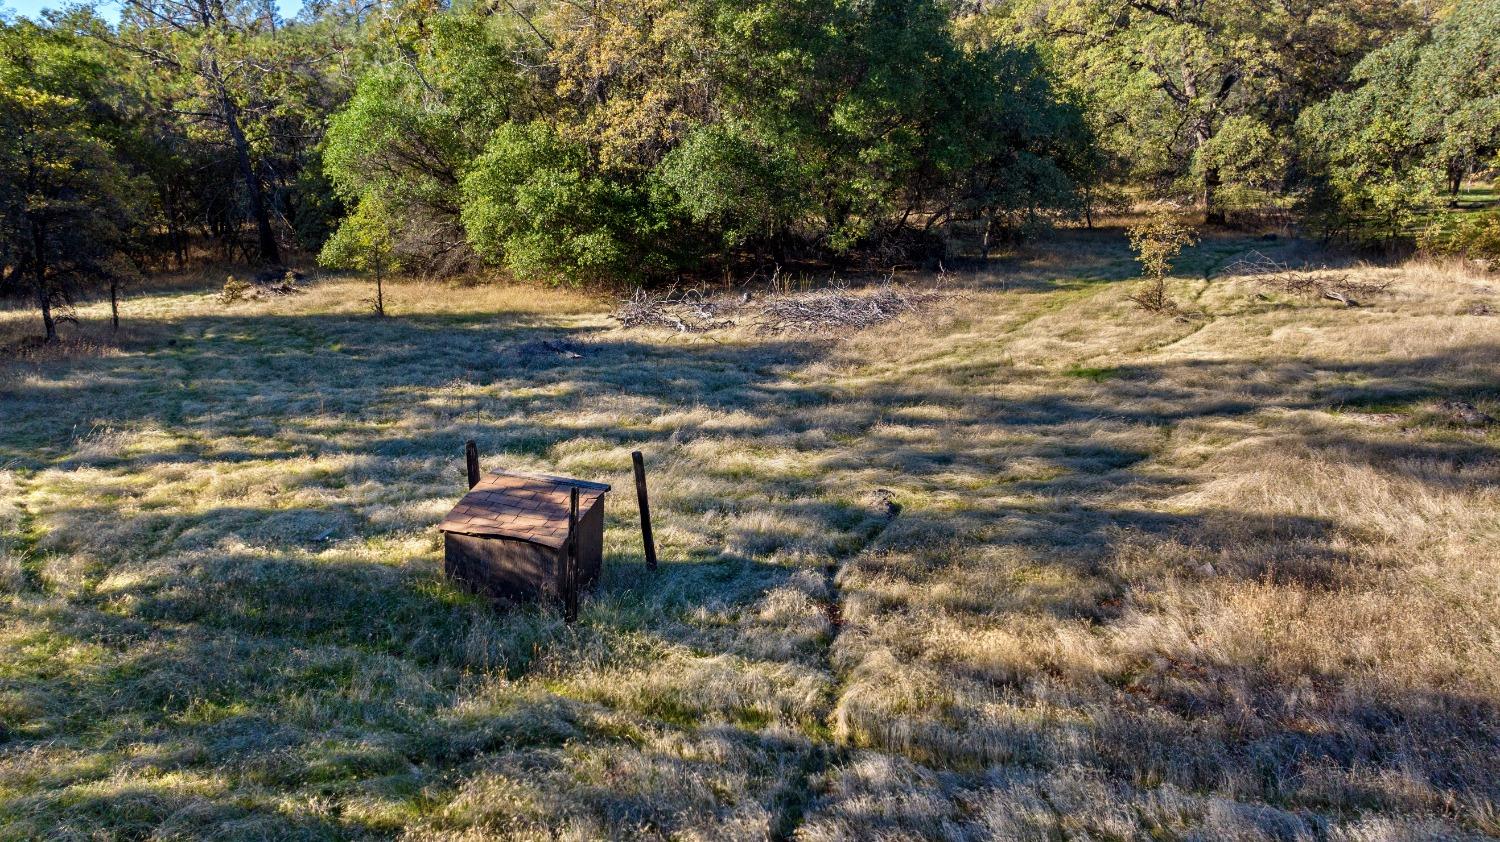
613, 278, 949, 335
614, 287, 739, 332
221, 270, 306, 305
1222, 250, 1391, 307
752, 283, 945, 334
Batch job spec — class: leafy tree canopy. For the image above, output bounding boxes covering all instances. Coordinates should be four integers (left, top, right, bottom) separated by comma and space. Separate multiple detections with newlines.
1299, 0, 1500, 240
321, 0, 1092, 283
0, 17, 146, 340
996, 0, 1415, 222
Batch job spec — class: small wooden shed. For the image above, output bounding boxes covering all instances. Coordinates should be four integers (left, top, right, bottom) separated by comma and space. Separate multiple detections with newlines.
439, 470, 610, 603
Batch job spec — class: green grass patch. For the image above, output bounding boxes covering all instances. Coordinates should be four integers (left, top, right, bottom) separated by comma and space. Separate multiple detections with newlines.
1063, 364, 1122, 382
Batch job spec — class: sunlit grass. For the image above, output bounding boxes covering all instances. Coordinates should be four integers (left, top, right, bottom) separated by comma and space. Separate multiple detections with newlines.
2, 233, 1498, 838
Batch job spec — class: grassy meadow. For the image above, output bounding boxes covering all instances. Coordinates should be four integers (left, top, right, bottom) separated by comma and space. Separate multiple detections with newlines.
1, 229, 1498, 840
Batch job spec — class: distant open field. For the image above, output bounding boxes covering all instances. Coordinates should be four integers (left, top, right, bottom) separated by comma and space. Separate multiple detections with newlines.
2, 229, 1498, 840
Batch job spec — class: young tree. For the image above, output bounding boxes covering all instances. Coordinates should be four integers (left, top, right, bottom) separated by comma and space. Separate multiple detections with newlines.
317, 197, 400, 315
0, 20, 145, 342
1126, 211, 1196, 314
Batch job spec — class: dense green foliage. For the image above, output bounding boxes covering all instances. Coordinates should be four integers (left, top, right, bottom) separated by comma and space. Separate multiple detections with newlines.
0, 19, 145, 340
0, 0, 1497, 332
1300, 0, 1500, 244
321, 0, 1094, 282
995, 0, 1419, 223
460, 122, 677, 284
320, 11, 534, 275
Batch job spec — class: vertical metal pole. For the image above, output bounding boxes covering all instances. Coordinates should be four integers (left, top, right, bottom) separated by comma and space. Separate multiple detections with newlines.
565, 486, 580, 623
632, 451, 658, 570
465, 440, 479, 489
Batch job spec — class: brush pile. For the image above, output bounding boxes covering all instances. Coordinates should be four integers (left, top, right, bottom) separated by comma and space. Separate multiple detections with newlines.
614, 288, 739, 333
754, 284, 944, 334
1223, 250, 1391, 306
614, 278, 949, 335
221, 270, 306, 304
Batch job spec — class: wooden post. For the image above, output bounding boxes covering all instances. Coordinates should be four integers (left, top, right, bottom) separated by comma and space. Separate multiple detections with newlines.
631, 451, 658, 570
465, 440, 479, 489
565, 486, 580, 623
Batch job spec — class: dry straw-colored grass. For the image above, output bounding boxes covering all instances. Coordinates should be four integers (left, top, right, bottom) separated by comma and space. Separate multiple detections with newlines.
1, 232, 1497, 839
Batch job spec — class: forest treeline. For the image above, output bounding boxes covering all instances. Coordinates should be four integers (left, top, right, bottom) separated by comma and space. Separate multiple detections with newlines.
1, 0, 1497, 337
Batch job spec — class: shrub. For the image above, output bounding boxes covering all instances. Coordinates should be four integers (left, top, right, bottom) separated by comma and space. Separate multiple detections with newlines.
220, 276, 251, 304
1417, 209, 1500, 260
1126, 212, 1197, 314
656, 124, 811, 252
460, 122, 680, 285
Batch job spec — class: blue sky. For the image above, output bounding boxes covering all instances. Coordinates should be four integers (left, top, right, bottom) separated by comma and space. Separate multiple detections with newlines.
2, 0, 302, 23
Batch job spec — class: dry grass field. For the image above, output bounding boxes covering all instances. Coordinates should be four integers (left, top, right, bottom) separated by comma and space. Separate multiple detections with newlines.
1, 229, 1498, 840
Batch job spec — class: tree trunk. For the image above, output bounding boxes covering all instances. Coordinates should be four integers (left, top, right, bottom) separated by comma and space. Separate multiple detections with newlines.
214, 75, 280, 265
1193, 122, 1224, 226
1448, 167, 1465, 208
375, 264, 385, 317
1203, 166, 1225, 226
31, 222, 56, 343
164, 191, 186, 268
110, 279, 121, 331
1181, 65, 1226, 227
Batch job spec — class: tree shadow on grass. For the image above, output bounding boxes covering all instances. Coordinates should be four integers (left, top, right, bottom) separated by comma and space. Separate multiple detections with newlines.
810, 387, 1498, 835
0, 312, 830, 465
2, 294, 1498, 836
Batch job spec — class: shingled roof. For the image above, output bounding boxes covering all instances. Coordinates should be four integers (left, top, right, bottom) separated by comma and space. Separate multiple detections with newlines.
438, 470, 610, 549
